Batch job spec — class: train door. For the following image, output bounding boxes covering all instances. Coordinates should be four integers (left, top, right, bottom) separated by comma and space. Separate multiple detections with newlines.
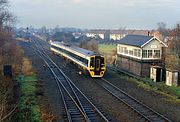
94, 56, 101, 75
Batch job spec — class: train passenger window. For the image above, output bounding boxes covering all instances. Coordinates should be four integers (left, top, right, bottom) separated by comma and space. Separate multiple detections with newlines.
90, 57, 94, 67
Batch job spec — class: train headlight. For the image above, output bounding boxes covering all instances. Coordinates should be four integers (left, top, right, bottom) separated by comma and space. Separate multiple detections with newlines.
78, 71, 82, 75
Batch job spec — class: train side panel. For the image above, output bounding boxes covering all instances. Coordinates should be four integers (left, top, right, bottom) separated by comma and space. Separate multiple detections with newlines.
50, 47, 88, 69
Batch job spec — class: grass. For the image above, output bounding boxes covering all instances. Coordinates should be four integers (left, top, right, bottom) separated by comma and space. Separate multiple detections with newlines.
98, 44, 116, 54
15, 75, 41, 122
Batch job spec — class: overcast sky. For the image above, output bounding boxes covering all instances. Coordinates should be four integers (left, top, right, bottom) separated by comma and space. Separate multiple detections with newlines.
9, 0, 180, 29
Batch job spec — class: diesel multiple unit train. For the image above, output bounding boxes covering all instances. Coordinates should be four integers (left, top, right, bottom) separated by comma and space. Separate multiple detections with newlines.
50, 41, 106, 77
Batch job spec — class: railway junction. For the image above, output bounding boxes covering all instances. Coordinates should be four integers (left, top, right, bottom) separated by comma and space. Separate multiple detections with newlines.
18, 37, 180, 122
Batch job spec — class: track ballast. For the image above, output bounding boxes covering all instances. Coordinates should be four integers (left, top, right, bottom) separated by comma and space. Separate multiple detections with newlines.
97, 78, 171, 122
31, 39, 109, 122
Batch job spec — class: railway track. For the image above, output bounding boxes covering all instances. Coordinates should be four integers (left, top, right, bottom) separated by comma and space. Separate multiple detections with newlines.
96, 78, 171, 122
29, 37, 171, 122
31, 39, 109, 122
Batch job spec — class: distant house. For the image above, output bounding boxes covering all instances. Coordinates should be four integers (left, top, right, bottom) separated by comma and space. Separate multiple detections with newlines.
85, 30, 106, 40
110, 30, 127, 40
116, 35, 167, 77
85, 29, 157, 41
110, 30, 152, 41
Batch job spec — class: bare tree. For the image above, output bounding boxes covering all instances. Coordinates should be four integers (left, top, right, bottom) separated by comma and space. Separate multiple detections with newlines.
0, 1, 18, 121
79, 38, 99, 52
157, 22, 168, 40
0, 0, 16, 31
165, 23, 180, 71
168, 24, 180, 54
0, 0, 16, 47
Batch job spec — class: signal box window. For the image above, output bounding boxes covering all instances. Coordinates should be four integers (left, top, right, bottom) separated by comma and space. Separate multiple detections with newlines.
142, 50, 147, 58
148, 50, 153, 58
154, 50, 160, 58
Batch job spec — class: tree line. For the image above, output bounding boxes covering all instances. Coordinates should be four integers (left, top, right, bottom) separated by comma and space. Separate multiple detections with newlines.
0, 0, 24, 121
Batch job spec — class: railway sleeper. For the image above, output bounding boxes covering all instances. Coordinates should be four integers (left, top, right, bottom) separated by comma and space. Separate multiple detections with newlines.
85, 109, 96, 113
84, 106, 93, 110
120, 96, 133, 101
132, 104, 143, 109
150, 118, 165, 122
69, 109, 80, 112
87, 113, 97, 116
71, 117, 85, 122
88, 116, 99, 119
84, 109, 94, 112
70, 113, 83, 117
146, 116, 164, 121
86, 111, 96, 115
116, 93, 127, 98
139, 110, 155, 115
134, 107, 153, 115
141, 111, 155, 116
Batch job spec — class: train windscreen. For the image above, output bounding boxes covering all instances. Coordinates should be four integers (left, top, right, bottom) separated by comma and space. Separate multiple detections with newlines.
90, 57, 95, 68
101, 57, 105, 67
94, 56, 101, 75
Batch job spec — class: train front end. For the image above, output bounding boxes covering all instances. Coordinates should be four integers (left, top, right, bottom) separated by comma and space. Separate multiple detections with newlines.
88, 55, 106, 77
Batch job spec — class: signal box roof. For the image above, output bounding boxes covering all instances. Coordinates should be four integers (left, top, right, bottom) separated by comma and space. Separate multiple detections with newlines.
118, 35, 153, 47
118, 34, 167, 47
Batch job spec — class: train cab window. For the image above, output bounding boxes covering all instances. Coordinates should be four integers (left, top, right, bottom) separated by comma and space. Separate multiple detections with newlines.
90, 57, 94, 68
101, 57, 105, 67
101, 57, 104, 64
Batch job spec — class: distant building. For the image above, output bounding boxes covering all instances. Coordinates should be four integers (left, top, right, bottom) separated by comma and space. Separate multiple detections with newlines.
72, 32, 82, 39
104, 30, 111, 40
116, 35, 167, 78
110, 30, 127, 40
85, 29, 156, 41
86, 30, 106, 39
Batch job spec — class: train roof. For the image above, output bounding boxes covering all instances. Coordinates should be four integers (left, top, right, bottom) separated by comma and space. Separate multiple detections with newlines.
51, 41, 99, 57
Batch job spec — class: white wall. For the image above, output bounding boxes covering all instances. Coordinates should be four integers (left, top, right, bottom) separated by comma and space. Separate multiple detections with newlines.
110, 34, 126, 40
86, 33, 104, 39
117, 44, 142, 59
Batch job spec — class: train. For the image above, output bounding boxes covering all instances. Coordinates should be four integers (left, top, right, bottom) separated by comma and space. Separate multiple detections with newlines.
50, 41, 106, 77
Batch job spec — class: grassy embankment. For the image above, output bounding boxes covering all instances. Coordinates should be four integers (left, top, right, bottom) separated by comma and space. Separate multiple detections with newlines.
100, 44, 180, 103
108, 66, 180, 103
13, 55, 41, 121
15, 75, 41, 121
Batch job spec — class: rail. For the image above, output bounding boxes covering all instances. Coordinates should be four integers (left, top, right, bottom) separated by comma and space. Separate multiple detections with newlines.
97, 78, 171, 122
31, 38, 109, 122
